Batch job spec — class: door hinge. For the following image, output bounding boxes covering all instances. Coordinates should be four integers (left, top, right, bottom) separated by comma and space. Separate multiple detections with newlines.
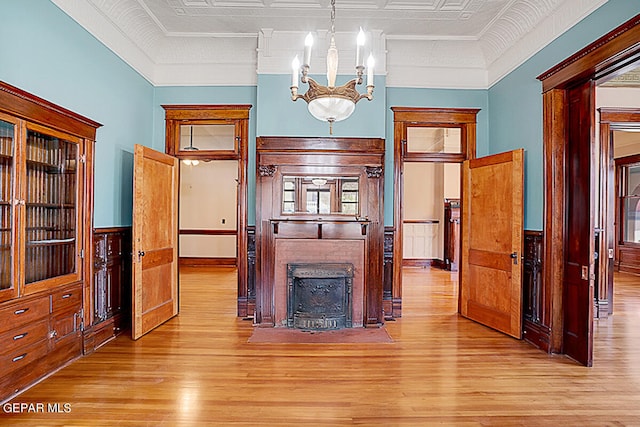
79, 249, 84, 259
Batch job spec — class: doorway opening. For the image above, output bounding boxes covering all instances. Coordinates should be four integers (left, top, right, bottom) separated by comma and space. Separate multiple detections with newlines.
537, 15, 640, 366
162, 104, 251, 317
402, 133, 462, 271
390, 107, 478, 319
595, 101, 640, 320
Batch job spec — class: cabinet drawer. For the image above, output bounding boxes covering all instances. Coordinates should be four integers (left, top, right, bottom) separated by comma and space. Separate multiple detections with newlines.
1, 339, 49, 377
0, 296, 49, 334
0, 319, 49, 356
51, 285, 82, 314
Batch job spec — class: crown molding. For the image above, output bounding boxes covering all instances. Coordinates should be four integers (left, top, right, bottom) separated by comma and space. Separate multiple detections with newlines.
485, 0, 607, 86
51, 0, 611, 89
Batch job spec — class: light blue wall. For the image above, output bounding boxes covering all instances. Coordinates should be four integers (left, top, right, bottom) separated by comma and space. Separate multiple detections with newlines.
0, 0, 154, 228
257, 74, 386, 138
153, 86, 258, 224
488, 0, 640, 230
3, 0, 638, 230
384, 88, 490, 225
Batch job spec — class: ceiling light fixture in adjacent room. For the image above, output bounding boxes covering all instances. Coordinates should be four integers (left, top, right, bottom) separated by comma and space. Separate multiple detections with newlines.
182, 125, 199, 166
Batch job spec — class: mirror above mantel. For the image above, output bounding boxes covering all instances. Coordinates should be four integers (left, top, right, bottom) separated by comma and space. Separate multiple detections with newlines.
282, 175, 359, 215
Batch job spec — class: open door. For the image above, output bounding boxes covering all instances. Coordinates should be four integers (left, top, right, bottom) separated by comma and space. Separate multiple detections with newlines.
563, 81, 595, 366
132, 144, 179, 340
460, 149, 524, 338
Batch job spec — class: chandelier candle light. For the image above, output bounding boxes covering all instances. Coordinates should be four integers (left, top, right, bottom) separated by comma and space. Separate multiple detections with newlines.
290, 0, 374, 134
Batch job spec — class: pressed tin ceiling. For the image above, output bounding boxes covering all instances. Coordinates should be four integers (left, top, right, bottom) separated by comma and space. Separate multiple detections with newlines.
50, 0, 608, 87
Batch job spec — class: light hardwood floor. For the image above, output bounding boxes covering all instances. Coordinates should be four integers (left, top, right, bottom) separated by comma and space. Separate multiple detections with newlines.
2, 267, 640, 426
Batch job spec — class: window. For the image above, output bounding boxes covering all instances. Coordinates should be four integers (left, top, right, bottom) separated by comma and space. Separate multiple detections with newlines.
619, 162, 640, 244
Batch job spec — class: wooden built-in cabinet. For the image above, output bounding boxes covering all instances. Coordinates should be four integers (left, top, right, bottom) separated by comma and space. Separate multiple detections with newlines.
0, 81, 100, 402
83, 228, 131, 354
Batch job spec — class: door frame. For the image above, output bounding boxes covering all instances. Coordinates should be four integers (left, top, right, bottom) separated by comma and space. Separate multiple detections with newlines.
537, 15, 640, 354
162, 105, 251, 316
390, 107, 479, 318
597, 107, 640, 318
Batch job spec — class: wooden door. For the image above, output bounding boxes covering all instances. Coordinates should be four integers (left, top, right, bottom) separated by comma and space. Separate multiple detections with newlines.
460, 149, 524, 338
564, 81, 595, 366
132, 144, 179, 340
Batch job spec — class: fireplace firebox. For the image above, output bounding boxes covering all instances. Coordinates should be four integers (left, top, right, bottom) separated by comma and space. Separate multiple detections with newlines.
287, 263, 354, 330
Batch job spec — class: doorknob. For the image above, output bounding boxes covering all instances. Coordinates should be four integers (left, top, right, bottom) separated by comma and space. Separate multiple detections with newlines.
510, 252, 518, 265
138, 250, 145, 262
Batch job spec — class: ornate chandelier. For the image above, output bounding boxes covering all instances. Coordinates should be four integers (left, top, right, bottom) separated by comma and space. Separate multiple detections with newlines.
290, 0, 374, 134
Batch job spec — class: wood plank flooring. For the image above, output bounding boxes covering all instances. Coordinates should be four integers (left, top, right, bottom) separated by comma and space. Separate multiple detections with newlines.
2, 267, 640, 426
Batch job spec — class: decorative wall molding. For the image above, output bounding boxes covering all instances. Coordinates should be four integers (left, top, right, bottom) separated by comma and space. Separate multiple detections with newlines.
51, 0, 611, 88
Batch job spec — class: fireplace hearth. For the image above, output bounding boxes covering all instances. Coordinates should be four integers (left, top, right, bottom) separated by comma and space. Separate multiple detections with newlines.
287, 263, 354, 330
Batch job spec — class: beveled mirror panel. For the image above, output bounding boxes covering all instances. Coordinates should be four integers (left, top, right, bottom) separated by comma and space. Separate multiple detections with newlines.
282, 176, 359, 215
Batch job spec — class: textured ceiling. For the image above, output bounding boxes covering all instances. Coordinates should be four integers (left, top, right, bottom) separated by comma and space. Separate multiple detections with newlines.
51, 0, 609, 87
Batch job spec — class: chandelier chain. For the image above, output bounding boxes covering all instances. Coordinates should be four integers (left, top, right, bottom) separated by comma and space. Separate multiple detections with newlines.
330, 0, 336, 36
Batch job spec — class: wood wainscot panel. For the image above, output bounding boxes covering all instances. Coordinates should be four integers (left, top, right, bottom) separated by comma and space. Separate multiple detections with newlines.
84, 227, 131, 354
617, 245, 640, 275
237, 226, 256, 318
179, 257, 237, 267
383, 227, 397, 319
522, 230, 551, 352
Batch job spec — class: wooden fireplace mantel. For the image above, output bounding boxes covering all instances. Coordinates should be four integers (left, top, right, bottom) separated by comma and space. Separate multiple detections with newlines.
255, 137, 385, 327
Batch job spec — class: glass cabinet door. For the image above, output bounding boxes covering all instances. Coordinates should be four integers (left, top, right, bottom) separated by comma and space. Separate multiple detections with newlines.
0, 117, 16, 301
23, 124, 82, 292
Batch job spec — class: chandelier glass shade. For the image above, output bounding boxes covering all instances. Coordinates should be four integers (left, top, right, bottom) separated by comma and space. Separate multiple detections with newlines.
290, 0, 374, 133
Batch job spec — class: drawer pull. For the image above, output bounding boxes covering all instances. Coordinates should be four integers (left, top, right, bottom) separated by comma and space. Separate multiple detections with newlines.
61, 293, 72, 299
14, 308, 29, 315
13, 333, 27, 340
12, 353, 27, 362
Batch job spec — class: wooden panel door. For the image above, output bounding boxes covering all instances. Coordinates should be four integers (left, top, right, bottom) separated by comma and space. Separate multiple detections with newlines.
132, 145, 179, 340
563, 81, 595, 366
460, 149, 524, 338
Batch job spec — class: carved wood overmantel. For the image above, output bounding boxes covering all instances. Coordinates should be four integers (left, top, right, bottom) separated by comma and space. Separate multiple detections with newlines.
255, 137, 385, 327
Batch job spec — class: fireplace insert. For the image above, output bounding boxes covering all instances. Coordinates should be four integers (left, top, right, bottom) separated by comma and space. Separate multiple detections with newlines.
287, 263, 354, 330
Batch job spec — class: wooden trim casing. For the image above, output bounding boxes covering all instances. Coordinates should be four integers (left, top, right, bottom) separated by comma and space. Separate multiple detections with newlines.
163, 105, 251, 158
596, 108, 640, 316
538, 14, 640, 359
162, 104, 251, 318
0, 82, 101, 140
537, 14, 640, 91
390, 107, 479, 318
